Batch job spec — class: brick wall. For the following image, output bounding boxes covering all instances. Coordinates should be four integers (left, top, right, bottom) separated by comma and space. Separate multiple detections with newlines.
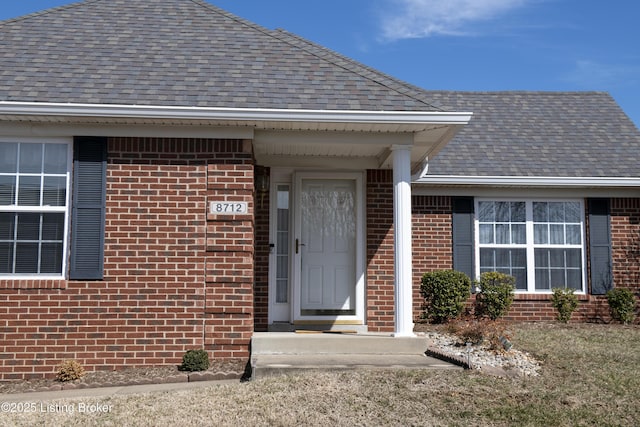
253, 166, 270, 332
611, 198, 640, 289
371, 191, 640, 326
0, 138, 254, 380
411, 195, 453, 321
365, 170, 395, 332
203, 141, 255, 359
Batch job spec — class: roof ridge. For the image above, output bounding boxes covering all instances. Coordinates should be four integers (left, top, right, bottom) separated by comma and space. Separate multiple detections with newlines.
186, 0, 291, 41
0, 0, 279, 37
271, 29, 444, 112
190, 1, 445, 112
185, 2, 443, 111
0, 0, 96, 27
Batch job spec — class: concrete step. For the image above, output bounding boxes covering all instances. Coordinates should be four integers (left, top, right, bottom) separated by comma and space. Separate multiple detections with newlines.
250, 332, 461, 379
251, 332, 430, 355
251, 353, 461, 379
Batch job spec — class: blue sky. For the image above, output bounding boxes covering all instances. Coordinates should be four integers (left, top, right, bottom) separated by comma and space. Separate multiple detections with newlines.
2, 0, 639, 128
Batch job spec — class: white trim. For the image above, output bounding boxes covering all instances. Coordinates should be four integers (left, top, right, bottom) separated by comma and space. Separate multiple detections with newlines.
258, 155, 380, 170
416, 175, 640, 187
391, 145, 415, 337
474, 198, 587, 294
0, 101, 473, 126
0, 137, 72, 280
414, 186, 640, 198
0, 136, 71, 145
267, 177, 292, 324
0, 122, 253, 139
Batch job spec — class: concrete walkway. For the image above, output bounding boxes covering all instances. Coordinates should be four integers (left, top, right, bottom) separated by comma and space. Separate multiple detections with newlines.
0, 378, 240, 402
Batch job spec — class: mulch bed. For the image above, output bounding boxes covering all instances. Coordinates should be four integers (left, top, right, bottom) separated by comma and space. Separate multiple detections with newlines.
0, 359, 248, 395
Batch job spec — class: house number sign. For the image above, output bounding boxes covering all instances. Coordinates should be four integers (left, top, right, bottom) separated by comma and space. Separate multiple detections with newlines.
209, 201, 249, 214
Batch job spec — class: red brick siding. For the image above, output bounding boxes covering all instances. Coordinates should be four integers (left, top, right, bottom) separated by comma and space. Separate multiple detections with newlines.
366, 170, 395, 331
611, 198, 640, 289
0, 138, 254, 380
201, 144, 255, 360
253, 167, 270, 332
411, 195, 453, 321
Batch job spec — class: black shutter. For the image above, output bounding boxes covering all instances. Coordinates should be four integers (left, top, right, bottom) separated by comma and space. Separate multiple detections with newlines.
452, 197, 475, 280
588, 198, 613, 295
69, 137, 107, 280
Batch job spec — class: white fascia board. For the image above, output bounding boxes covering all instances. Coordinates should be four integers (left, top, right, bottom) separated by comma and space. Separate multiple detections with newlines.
415, 175, 640, 187
0, 101, 473, 126
0, 121, 254, 139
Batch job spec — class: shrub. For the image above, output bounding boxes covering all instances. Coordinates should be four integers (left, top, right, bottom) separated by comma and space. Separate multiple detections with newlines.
55, 360, 86, 382
420, 270, 471, 323
475, 272, 515, 320
179, 349, 210, 372
446, 318, 510, 351
606, 288, 637, 324
550, 288, 579, 323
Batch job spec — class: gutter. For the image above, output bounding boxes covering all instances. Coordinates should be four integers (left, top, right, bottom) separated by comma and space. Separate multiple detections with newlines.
414, 175, 640, 187
0, 101, 473, 127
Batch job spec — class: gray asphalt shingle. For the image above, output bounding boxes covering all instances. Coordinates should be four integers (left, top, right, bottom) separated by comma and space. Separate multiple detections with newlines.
0, 0, 440, 111
425, 91, 640, 178
1, 0, 638, 178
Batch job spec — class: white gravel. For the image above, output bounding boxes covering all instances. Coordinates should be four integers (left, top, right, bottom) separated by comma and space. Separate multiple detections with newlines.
421, 331, 542, 377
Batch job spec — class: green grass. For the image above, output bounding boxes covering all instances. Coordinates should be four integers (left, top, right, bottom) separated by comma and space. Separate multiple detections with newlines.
2, 323, 639, 426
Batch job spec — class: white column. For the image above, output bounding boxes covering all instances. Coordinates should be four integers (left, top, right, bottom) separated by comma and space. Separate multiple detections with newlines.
391, 145, 415, 337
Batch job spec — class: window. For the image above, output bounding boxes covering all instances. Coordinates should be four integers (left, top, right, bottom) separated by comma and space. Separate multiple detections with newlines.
476, 200, 585, 292
275, 184, 290, 303
0, 140, 70, 277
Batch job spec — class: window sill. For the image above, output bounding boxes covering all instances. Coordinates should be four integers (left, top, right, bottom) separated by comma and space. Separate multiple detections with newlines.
513, 292, 589, 301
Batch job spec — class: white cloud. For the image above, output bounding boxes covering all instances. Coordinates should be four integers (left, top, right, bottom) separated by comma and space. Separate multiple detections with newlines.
563, 60, 639, 89
379, 0, 528, 40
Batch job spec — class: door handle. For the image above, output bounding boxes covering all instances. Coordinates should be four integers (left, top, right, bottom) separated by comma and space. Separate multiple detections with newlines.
295, 239, 305, 254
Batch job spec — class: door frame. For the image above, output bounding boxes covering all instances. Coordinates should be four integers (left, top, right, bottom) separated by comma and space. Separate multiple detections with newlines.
291, 171, 366, 325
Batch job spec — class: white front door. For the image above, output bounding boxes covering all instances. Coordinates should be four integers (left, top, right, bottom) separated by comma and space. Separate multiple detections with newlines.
292, 172, 365, 323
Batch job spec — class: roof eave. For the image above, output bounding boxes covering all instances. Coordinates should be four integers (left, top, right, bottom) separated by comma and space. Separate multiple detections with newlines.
0, 101, 473, 131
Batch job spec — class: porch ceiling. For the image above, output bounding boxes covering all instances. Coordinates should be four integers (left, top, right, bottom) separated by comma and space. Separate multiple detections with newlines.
252, 124, 458, 172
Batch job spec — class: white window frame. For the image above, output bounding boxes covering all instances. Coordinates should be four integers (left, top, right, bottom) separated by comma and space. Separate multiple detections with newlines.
0, 137, 72, 279
474, 198, 586, 294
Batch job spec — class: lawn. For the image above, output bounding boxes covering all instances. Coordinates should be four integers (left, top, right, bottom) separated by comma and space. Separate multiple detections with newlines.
2, 323, 639, 426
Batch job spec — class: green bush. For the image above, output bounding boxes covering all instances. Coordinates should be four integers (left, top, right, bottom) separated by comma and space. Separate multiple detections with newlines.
551, 288, 579, 323
606, 288, 637, 324
420, 270, 471, 323
179, 349, 210, 372
475, 272, 515, 320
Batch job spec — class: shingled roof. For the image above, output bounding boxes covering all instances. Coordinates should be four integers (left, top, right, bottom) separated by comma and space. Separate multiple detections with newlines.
0, 0, 440, 111
1, 0, 639, 179
425, 91, 640, 178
